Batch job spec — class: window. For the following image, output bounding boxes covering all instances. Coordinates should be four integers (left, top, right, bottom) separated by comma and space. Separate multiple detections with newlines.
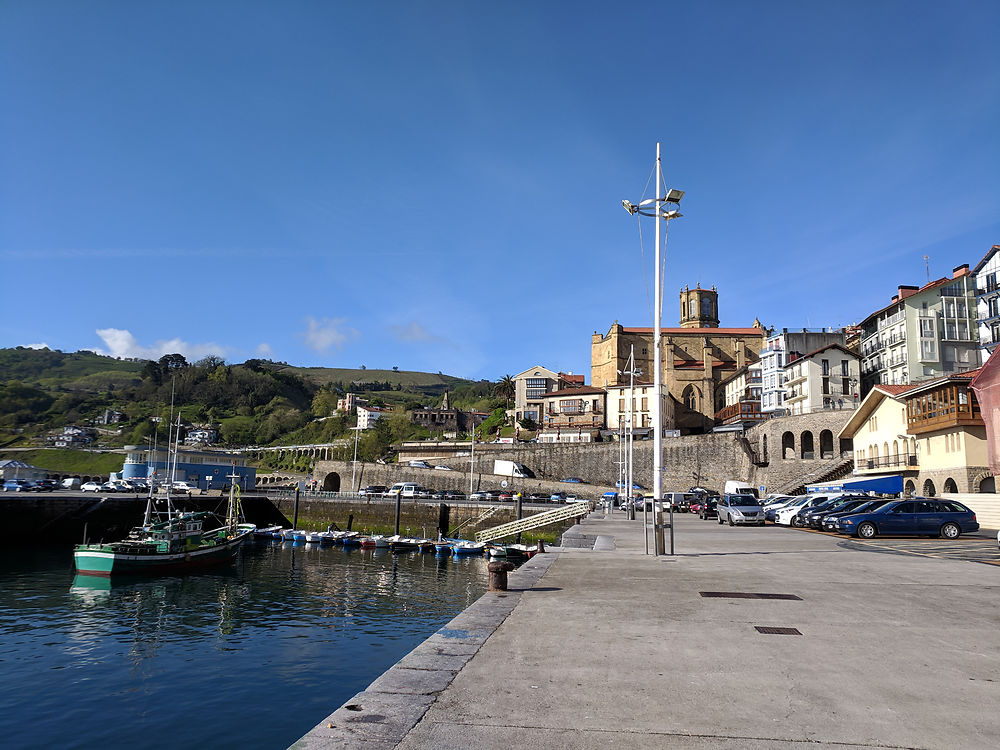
821, 359, 830, 376
689, 300, 697, 317
841, 360, 849, 376
619, 398, 625, 412
641, 397, 648, 411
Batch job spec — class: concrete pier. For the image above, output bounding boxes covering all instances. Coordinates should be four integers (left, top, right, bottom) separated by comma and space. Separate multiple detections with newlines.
292, 512, 1000, 750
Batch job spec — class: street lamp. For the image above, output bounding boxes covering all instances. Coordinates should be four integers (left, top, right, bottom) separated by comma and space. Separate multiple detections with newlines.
623, 143, 684, 556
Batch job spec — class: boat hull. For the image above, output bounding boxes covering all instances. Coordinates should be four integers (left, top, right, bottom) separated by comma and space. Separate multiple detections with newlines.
74, 530, 252, 576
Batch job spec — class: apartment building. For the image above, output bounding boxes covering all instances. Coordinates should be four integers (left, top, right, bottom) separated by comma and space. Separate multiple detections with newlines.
782, 344, 860, 415
512, 366, 584, 423
759, 329, 849, 415
715, 362, 764, 426
859, 265, 980, 394
973, 245, 1000, 357
605, 382, 675, 437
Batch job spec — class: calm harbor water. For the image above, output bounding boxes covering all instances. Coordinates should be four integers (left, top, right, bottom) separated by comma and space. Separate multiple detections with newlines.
0, 540, 489, 749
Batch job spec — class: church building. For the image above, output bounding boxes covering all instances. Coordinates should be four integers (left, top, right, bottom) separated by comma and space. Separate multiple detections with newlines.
591, 285, 767, 434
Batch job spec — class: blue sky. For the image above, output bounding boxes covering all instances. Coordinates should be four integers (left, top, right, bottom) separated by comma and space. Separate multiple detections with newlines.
2, 1, 998, 381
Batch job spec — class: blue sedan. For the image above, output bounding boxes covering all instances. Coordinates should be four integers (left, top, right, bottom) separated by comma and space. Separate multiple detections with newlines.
836, 499, 979, 539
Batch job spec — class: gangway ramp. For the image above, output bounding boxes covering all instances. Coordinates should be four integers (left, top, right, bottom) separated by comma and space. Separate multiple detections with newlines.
449, 504, 502, 537
475, 502, 591, 542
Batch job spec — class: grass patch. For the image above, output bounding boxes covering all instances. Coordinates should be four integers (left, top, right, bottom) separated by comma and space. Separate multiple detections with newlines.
0, 449, 124, 474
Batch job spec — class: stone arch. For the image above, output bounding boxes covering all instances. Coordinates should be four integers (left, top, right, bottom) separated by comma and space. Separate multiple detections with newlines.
682, 384, 701, 411
922, 478, 936, 497
977, 474, 996, 493
800, 431, 814, 459
942, 477, 958, 494
782, 431, 795, 459
904, 479, 916, 497
892, 440, 899, 462
820, 430, 834, 459
322, 472, 341, 492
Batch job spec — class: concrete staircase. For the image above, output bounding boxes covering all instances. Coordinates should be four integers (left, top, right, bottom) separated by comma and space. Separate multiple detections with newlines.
772, 455, 855, 495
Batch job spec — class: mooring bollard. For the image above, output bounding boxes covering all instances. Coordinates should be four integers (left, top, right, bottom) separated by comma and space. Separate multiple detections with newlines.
536, 539, 546, 554
488, 561, 516, 591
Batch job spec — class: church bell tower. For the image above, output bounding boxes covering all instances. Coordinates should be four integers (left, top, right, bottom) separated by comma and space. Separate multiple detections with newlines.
679, 284, 719, 328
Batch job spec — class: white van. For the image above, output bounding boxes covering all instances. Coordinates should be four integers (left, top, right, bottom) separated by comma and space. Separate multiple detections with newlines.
492, 459, 534, 478
61, 477, 81, 490
724, 480, 758, 498
388, 482, 425, 499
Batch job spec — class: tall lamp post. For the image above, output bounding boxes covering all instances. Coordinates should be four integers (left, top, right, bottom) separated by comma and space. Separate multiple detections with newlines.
623, 143, 684, 555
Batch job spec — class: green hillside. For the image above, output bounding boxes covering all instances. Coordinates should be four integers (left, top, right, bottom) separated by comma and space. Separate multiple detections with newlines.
0, 348, 496, 462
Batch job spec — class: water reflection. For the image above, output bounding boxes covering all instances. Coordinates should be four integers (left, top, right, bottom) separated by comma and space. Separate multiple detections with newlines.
0, 541, 488, 750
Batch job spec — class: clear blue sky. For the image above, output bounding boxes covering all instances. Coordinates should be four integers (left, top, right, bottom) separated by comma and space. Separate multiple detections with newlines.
2, 1, 997, 381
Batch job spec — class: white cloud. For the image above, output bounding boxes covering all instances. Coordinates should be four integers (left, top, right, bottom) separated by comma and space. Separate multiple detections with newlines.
390, 321, 447, 343
24, 342, 50, 350
91, 328, 229, 361
255, 342, 275, 358
301, 317, 356, 352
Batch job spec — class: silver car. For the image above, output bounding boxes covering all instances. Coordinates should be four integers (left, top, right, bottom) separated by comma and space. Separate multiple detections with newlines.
717, 494, 765, 526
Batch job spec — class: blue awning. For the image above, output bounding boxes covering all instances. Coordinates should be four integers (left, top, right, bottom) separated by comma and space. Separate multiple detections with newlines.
806, 474, 904, 495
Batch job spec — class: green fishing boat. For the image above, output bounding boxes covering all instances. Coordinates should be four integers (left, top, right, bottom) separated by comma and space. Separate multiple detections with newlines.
74, 475, 253, 577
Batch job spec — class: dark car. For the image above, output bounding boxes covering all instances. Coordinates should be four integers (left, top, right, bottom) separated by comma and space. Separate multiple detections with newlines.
360, 485, 388, 498
527, 492, 550, 502
821, 499, 892, 531
837, 499, 979, 539
34, 479, 58, 492
805, 496, 868, 529
698, 496, 719, 520
792, 498, 843, 529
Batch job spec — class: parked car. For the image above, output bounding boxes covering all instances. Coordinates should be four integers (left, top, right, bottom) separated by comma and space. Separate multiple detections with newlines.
763, 495, 800, 522
821, 499, 892, 532
440, 490, 466, 501
3, 479, 31, 492
407, 460, 432, 469
527, 492, 550, 502
836, 499, 979, 539
433, 465, 455, 471
716, 494, 765, 526
698, 496, 719, 520
561, 477, 584, 483
80, 481, 103, 493
549, 492, 567, 503
664, 492, 695, 512
34, 479, 58, 492
806, 496, 870, 529
775, 495, 834, 527
469, 491, 490, 501
794, 497, 848, 529
498, 492, 513, 502
100, 482, 120, 493
359, 485, 388, 498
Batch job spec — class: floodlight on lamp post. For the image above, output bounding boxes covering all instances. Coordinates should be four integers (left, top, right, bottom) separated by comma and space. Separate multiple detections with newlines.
622, 142, 684, 556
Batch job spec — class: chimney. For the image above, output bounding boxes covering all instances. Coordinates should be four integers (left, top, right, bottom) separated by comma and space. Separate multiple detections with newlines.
952, 264, 969, 278
891, 295, 899, 303
897, 285, 919, 300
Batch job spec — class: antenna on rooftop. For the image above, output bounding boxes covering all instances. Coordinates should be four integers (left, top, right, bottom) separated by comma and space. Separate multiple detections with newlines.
924, 255, 930, 284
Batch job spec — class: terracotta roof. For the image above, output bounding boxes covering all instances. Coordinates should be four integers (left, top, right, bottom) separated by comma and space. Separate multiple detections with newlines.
622, 327, 764, 336
541, 386, 606, 398
874, 384, 916, 396
859, 274, 968, 327
783, 343, 857, 367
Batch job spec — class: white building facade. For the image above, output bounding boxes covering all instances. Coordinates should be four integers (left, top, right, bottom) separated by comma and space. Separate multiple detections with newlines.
760, 329, 848, 415
974, 245, 1000, 358
782, 344, 861, 415
859, 265, 980, 394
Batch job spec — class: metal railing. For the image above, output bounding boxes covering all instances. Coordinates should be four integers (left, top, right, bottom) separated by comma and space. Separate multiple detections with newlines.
475, 502, 590, 542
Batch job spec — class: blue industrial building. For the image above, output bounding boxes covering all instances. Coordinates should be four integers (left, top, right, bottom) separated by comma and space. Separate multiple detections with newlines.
120, 447, 256, 490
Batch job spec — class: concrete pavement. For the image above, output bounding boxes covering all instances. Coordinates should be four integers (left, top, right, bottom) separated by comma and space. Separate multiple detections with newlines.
293, 512, 1000, 749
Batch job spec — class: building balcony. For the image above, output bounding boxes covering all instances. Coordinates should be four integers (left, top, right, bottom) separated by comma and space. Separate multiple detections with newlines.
857, 454, 918, 472
784, 391, 806, 403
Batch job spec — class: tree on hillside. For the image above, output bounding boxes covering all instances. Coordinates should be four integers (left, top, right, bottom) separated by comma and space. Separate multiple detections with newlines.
493, 375, 515, 409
